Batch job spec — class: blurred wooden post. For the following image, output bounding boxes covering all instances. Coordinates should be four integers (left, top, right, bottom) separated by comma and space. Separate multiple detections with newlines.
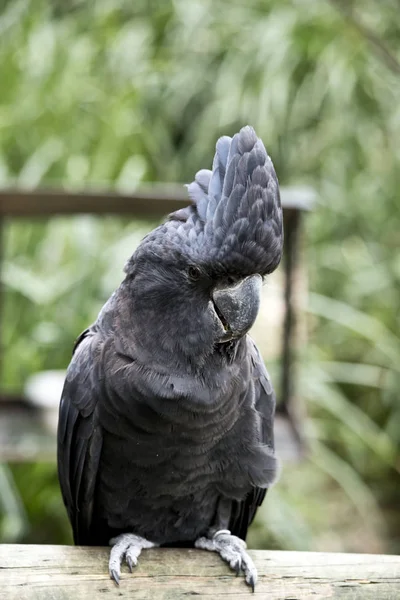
279, 208, 304, 451
1, 544, 399, 599
0, 215, 2, 381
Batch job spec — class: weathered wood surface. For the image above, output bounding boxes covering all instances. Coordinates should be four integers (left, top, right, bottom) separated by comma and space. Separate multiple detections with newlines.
0, 545, 399, 600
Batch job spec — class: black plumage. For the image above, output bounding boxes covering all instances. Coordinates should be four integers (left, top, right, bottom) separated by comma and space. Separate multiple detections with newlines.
57, 125, 283, 587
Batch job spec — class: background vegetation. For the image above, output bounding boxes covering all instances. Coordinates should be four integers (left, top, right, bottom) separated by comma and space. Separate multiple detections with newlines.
0, 0, 399, 552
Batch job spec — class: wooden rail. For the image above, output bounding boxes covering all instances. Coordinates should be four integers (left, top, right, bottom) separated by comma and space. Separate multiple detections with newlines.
0, 544, 399, 599
0, 185, 314, 217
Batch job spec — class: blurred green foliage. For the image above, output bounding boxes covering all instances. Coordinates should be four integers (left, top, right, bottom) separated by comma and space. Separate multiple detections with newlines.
0, 0, 399, 552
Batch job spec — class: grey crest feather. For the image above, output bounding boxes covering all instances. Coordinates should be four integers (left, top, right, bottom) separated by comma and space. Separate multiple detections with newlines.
208, 136, 231, 203
186, 169, 212, 222
136, 125, 283, 277
186, 125, 283, 276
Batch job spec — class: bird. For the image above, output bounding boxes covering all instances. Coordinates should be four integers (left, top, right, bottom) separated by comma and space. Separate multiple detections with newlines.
57, 125, 283, 591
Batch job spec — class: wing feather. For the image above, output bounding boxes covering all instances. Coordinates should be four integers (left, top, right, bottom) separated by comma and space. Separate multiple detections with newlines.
57, 329, 104, 544
229, 339, 276, 540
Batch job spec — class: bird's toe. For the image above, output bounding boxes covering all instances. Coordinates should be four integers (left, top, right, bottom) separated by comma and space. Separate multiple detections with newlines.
195, 531, 258, 590
108, 532, 157, 584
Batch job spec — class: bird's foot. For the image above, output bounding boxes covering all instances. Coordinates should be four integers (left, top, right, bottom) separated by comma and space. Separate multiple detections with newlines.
195, 529, 257, 592
109, 533, 157, 584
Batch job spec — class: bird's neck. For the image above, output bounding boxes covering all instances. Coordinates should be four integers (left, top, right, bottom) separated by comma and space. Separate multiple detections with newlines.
112, 282, 241, 374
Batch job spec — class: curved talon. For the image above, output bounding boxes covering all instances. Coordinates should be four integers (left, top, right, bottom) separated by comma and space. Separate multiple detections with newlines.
126, 556, 133, 573
110, 569, 120, 585
248, 574, 256, 593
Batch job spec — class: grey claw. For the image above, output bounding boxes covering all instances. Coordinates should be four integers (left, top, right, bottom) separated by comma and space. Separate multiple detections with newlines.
126, 556, 133, 573
110, 569, 120, 585
233, 559, 241, 575
249, 575, 256, 592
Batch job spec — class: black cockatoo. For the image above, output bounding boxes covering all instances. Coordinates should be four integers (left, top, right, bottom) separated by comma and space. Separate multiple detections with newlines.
57, 125, 283, 590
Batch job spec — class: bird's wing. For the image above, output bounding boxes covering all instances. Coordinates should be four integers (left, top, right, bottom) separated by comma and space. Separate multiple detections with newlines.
229, 338, 276, 540
57, 328, 104, 544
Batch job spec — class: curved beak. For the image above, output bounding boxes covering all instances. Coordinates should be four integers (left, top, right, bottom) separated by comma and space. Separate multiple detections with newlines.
212, 274, 262, 343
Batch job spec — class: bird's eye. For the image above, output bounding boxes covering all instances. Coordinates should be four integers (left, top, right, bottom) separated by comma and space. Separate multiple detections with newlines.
188, 266, 201, 281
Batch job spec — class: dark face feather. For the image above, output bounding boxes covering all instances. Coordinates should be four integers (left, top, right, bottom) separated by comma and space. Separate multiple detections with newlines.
122, 126, 283, 362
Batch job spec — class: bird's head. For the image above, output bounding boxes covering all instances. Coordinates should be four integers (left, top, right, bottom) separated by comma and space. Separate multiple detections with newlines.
122, 126, 283, 365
